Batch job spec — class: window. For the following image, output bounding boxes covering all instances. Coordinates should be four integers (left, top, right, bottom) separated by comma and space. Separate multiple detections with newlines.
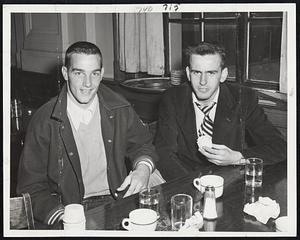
165, 12, 283, 90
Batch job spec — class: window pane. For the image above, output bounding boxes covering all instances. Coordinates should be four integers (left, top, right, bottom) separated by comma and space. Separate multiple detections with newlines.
248, 19, 282, 82
204, 12, 238, 18
182, 23, 201, 67
250, 12, 283, 18
169, 12, 181, 20
169, 22, 183, 70
182, 13, 201, 19
204, 22, 237, 79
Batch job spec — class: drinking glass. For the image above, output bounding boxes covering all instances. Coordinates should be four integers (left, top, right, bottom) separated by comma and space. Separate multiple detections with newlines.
244, 184, 262, 204
171, 194, 193, 231
245, 158, 263, 187
139, 187, 160, 217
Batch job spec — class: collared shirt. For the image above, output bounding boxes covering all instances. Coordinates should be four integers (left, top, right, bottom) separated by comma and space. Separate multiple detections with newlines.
192, 87, 220, 138
67, 91, 98, 131
66, 90, 153, 193
67, 91, 110, 197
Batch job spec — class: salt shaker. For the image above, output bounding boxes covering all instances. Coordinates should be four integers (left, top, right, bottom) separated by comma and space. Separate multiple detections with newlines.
203, 185, 218, 220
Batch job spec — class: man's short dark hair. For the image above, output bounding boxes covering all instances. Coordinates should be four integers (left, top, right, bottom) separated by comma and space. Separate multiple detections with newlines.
184, 42, 226, 69
64, 41, 103, 69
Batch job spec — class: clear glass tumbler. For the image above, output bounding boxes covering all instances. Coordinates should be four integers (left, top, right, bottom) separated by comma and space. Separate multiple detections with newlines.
171, 194, 193, 231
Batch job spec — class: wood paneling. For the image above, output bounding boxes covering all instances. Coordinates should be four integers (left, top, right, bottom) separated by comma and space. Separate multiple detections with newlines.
169, 13, 182, 71
13, 13, 114, 78
23, 13, 62, 52
21, 49, 61, 74
11, 15, 17, 67
15, 13, 63, 73
95, 13, 114, 79
264, 107, 287, 139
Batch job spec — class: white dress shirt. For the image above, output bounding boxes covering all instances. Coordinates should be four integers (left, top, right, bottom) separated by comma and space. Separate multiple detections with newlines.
192, 87, 220, 138
67, 91, 98, 131
66, 91, 153, 174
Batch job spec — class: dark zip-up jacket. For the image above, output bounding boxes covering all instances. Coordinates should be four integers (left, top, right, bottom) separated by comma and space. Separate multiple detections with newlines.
17, 83, 158, 225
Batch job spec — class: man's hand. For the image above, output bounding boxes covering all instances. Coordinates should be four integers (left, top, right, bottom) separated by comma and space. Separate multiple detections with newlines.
117, 163, 151, 198
198, 143, 243, 166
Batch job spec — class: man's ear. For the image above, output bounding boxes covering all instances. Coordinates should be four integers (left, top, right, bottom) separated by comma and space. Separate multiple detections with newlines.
220, 67, 228, 83
100, 67, 104, 80
185, 66, 191, 82
61, 66, 68, 81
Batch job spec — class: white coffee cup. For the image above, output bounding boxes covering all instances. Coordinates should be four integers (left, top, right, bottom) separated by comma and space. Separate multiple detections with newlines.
193, 175, 224, 198
275, 216, 289, 232
63, 204, 86, 230
63, 220, 86, 230
122, 208, 158, 231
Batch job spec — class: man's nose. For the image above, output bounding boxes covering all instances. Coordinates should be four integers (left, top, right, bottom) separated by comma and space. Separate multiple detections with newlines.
83, 75, 92, 87
199, 73, 207, 85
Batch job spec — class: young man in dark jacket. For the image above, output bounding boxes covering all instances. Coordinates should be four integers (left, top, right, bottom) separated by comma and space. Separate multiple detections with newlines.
154, 42, 286, 181
17, 41, 164, 228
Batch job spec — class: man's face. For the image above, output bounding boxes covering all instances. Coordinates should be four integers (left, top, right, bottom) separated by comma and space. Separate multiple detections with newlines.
186, 54, 228, 104
62, 53, 103, 107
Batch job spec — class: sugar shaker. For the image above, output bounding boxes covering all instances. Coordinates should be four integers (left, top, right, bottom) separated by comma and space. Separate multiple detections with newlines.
203, 185, 218, 220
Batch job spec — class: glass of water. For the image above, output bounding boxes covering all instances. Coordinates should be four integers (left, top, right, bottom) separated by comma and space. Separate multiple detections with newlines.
245, 158, 263, 188
139, 187, 160, 217
171, 194, 193, 231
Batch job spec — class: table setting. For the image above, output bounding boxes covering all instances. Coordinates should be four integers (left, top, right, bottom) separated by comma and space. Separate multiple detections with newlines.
80, 159, 288, 234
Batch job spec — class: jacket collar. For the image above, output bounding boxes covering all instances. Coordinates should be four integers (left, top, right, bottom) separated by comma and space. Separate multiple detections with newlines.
213, 82, 241, 143
215, 82, 239, 123
176, 82, 194, 123
176, 83, 198, 147
51, 82, 130, 122
97, 83, 129, 111
51, 84, 68, 122
219, 83, 237, 108
175, 82, 240, 145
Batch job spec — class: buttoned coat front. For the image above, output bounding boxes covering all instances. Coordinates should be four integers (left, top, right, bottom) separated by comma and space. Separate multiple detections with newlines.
154, 82, 286, 181
17, 83, 158, 225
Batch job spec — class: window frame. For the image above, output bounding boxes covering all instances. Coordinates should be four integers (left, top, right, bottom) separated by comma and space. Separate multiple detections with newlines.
165, 12, 283, 90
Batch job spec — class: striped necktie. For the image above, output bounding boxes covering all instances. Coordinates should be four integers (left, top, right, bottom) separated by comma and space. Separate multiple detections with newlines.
195, 102, 216, 137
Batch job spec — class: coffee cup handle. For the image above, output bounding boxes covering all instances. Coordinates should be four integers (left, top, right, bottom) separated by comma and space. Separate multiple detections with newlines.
122, 218, 131, 231
193, 178, 201, 190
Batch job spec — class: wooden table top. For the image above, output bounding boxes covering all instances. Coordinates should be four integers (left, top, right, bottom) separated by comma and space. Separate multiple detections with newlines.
85, 161, 287, 232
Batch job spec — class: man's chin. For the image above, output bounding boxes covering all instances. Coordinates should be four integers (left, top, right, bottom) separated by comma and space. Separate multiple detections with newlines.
77, 97, 93, 105
195, 93, 210, 101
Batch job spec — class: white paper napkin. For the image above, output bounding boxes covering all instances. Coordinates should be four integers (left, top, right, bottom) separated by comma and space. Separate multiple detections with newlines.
243, 196, 280, 224
178, 211, 204, 232
197, 135, 212, 151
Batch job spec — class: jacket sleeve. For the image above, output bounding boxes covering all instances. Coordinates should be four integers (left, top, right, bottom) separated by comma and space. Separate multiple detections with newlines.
154, 91, 190, 181
125, 106, 158, 173
16, 109, 64, 226
242, 89, 287, 165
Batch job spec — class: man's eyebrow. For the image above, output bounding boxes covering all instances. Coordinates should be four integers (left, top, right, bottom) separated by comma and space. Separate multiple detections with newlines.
71, 68, 102, 72
71, 68, 84, 72
190, 69, 218, 73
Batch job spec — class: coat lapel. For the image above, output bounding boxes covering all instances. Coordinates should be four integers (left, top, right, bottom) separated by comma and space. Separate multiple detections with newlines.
60, 120, 84, 197
213, 83, 240, 144
98, 98, 114, 167
176, 85, 198, 151
52, 85, 84, 197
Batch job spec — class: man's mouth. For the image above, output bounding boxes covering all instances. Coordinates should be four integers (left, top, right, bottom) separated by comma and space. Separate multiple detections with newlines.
198, 88, 209, 93
80, 89, 92, 94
